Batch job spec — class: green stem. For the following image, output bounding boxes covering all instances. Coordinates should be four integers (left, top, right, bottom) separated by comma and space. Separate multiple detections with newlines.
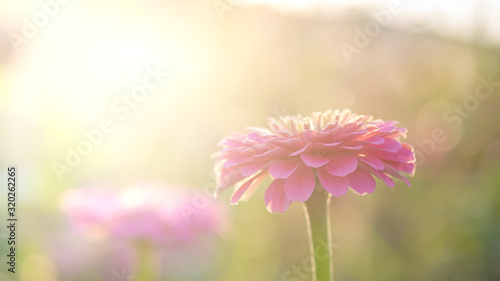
303, 188, 333, 281
135, 241, 156, 281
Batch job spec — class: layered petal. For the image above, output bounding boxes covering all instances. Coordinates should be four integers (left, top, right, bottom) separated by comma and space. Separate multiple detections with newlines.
358, 155, 384, 170
317, 167, 349, 196
325, 155, 358, 176
214, 109, 416, 212
349, 168, 376, 195
265, 179, 292, 213
299, 153, 329, 168
284, 164, 316, 202
230, 172, 265, 205
269, 158, 299, 179
240, 161, 268, 177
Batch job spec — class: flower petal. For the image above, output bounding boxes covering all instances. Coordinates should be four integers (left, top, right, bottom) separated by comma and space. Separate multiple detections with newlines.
284, 164, 315, 202
358, 156, 384, 170
371, 138, 402, 152
269, 158, 299, 179
370, 169, 395, 187
269, 138, 304, 149
289, 143, 313, 156
325, 155, 358, 176
223, 156, 251, 168
362, 136, 385, 145
401, 162, 416, 176
217, 169, 244, 190
317, 167, 349, 196
299, 153, 329, 168
253, 147, 289, 159
383, 164, 411, 186
340, 144, 363, 150
349, 169, 376, 195
265, 179, 292, 213
397, 145, 416, 163
240, 161, 268, 177
230, 173, 264, 204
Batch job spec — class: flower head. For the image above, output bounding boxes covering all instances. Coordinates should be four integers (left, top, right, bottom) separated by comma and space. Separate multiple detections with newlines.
213, 109, 416, 213
60, 183, 226, 244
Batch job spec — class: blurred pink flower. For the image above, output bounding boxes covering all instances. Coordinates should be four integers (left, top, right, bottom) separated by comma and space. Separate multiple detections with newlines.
214, 109, 416, 213
60, 183, 226, 244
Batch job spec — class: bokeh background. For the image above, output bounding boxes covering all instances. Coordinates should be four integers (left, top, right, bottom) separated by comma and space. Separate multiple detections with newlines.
1, 0, 500, 280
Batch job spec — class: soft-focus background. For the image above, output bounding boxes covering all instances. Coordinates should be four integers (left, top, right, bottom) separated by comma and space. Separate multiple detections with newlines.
1, 0, 500, 280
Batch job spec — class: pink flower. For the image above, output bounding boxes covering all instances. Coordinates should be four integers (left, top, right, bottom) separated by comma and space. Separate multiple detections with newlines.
213, 109, 416, 213
60, 183, 226, 244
